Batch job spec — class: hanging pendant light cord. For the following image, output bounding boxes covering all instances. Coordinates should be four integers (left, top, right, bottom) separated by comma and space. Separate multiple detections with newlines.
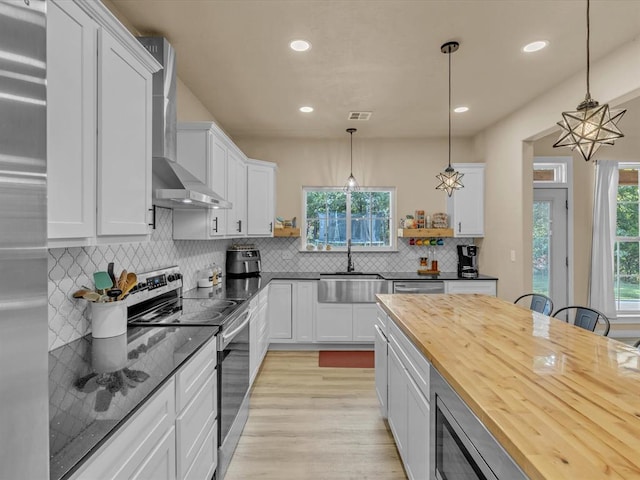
586, 0, 591, 99
350, 130, 354, 174
448, 46, 452, 168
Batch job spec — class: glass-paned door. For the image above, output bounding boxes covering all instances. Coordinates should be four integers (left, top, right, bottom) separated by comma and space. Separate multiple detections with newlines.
533, 189, 568, 308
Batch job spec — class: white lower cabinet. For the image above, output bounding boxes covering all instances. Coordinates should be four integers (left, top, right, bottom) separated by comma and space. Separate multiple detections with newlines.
384, 318, 431, 480
73, 378, 176, 480
353, 304, 377, 341
175, 339, 218, 480
268, 280, 316, 344
131, 428, 176, 480
374, 305, 389, 418
387, 346, 408, 455
405, 373, 430, 480
295, 281, 315, 342
315, 302, 377, 342
250, 287, 270, 386
268, 282, 293, 340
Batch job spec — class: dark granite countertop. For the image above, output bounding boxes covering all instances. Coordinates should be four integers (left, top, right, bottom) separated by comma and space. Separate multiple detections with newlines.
48, 324, 218, 480
183, 272, 498, 303
376, 272, 498, 281
257, 271, 498, 281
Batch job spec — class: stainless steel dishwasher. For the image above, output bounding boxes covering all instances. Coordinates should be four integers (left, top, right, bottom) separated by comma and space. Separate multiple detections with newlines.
393, 281, 445, 294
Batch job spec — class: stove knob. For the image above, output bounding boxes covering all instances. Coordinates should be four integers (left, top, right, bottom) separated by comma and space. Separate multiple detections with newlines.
175, 273, 182, 280
168, 274, 176, 282
137, 282, 146, 290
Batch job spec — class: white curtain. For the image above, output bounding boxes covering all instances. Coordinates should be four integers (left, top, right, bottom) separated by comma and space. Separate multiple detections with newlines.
589, 160, 618, 319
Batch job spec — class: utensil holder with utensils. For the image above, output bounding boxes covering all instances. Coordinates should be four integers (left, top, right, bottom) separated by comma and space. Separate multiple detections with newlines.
90, 301, 127, 338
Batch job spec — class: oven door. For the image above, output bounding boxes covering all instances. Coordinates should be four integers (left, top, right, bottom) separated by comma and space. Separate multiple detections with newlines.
217, 305, 251, 477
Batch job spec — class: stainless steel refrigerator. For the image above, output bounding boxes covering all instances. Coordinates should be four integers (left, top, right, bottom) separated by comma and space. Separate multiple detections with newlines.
0, 0, 49, 478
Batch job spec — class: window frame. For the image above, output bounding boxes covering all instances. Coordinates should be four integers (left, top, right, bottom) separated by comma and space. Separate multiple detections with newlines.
615, 162, 640, 315
301, 186, 397, 252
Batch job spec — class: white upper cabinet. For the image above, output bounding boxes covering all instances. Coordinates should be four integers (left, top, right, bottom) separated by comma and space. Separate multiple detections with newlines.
226, 149, 247, 237
246, 159, 276, 237
447, 163, 485, 237
174, 124, 274, 240
174, 122, 248, 239
47, 0, 160, 246
47, 0, 97, 240
208, 134, 228, 237
97, 29, 153, 236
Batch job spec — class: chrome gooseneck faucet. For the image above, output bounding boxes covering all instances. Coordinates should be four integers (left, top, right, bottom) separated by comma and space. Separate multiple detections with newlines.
347, 239, 355, 272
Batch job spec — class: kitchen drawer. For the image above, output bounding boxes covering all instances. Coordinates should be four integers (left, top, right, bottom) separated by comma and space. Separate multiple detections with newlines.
176, 371, 217, 480
388, 320, 430, 399
176, 338, 216, 411
183, 420, 217, 480
375, 303, 389, 338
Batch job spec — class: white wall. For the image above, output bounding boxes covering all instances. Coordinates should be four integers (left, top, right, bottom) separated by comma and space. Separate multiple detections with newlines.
235, 136, 476, 222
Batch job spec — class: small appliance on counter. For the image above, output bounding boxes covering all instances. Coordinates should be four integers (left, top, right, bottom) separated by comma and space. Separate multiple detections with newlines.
226, 244, 261, 278
457, 245, 479, 278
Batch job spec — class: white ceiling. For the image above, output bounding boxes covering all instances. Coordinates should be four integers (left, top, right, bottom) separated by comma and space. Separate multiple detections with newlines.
110, 0, 640, 139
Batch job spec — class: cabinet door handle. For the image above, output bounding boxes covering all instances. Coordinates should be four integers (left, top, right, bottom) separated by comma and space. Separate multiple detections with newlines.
237, 220, 242, 233
458, 221, 461, 233
213, 217, 218, 233
269, 222, 273, 232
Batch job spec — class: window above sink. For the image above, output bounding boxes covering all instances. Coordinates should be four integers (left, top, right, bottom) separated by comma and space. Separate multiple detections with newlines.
301, 186, 397, 252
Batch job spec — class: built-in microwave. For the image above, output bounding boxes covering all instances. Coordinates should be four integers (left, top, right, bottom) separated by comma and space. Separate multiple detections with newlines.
430, 368, 528, 480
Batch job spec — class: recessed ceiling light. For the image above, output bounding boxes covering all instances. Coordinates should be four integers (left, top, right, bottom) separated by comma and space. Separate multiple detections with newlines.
290, 40, 311, 52
299, 106, 314, 113
454, 106, 469, 113
523, 40, 548, 53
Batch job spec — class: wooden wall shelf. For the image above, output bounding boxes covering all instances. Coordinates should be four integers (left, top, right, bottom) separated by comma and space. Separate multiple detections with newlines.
397, 228, 453, 238
274, 227, 301, 237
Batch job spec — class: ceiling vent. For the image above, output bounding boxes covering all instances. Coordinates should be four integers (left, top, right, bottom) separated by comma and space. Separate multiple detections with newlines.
348, 111, 372, 121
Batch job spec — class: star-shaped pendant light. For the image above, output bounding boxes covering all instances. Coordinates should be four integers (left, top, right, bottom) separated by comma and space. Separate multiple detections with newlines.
553, 0, 626, 161
344, 128, 360, 192
436, 41, 464, 197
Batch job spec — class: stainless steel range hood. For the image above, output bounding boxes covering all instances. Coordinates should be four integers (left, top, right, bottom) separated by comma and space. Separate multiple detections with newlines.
137, 37, 231, 209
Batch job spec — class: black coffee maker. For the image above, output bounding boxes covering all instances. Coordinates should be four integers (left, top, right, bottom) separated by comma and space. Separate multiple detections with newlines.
457, 245, 479, 278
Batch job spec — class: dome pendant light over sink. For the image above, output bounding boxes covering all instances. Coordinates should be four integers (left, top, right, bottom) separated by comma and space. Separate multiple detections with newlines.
553, 0, 626, 161
436, 41, 464, 197
344, 128, 360, 192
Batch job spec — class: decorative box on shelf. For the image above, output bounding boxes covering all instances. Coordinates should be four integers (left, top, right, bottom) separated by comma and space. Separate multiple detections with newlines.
274, 227, 301, 237
397, 228, 453, 238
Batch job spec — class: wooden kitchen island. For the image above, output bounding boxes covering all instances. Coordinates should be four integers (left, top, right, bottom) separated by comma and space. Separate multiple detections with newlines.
376, 294, 640, 480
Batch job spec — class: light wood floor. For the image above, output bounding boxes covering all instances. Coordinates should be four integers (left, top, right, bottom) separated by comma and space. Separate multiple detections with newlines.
224, 351, 407, 480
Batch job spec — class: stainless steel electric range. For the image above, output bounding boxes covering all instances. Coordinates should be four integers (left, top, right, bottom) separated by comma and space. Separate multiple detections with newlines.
127, 266, 256, 480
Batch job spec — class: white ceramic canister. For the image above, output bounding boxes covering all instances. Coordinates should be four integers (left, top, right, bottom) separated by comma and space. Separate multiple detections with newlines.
90, 301, 127, 338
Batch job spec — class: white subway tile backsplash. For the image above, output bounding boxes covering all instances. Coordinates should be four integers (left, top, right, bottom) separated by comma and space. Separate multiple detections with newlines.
48, 207, 471, 350
47, 208, 230, 350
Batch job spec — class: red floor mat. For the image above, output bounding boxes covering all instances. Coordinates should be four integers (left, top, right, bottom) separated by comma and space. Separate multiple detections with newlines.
318, 350, 375, 368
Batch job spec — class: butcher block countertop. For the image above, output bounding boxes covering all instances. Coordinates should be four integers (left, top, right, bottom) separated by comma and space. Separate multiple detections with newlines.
376, 294, 640, 480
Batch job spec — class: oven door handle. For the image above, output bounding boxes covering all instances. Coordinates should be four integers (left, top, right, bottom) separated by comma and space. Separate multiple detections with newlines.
222, 308, 252, 343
